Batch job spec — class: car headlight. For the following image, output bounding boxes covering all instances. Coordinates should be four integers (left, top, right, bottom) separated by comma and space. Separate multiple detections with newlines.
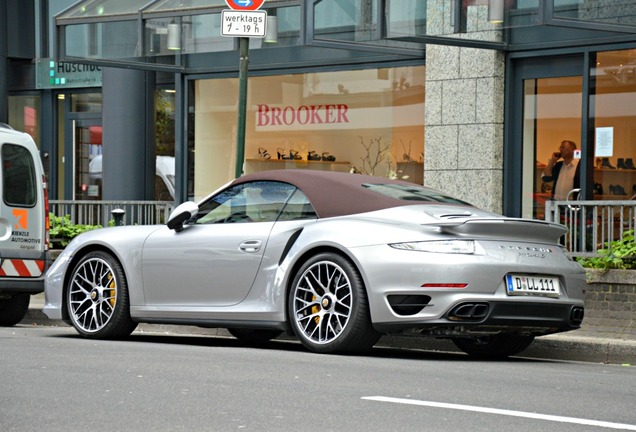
389, 240, 475, 254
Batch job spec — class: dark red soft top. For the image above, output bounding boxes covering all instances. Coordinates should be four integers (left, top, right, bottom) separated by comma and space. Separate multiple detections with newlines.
231, 169, 463, 218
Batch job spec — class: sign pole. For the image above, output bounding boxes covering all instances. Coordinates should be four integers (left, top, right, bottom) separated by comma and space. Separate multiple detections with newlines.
235, 36, 249, 178
222, 0, 267, 178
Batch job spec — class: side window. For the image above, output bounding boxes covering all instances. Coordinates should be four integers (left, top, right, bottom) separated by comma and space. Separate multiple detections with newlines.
2, 144, 37, 207
195, 181, 296, 224
278, 189, 318, 221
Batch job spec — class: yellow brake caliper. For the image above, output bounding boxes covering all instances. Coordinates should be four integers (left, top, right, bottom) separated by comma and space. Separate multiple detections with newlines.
108, 275, 116, 307
311, 295, 320, 324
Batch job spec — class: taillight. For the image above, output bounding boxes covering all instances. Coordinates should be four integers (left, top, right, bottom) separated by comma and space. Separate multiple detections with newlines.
43, 174, 49, 251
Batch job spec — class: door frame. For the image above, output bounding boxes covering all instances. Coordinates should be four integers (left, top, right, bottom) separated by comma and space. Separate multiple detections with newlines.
503, 53, 591, 217
64, 115, 101, 200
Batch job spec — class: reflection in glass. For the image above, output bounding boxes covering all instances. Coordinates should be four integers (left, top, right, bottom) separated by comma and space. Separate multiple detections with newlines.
191, 66, 425, 200
522, 76, 582, 219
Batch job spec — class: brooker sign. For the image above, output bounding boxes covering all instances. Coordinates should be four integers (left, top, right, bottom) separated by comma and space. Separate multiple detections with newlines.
254, 102, 424, 131
256, 104, 350, 127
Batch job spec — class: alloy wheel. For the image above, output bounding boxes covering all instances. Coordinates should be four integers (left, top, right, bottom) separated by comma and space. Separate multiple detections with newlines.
292, 260, 353, 345
69, 257, 118, 333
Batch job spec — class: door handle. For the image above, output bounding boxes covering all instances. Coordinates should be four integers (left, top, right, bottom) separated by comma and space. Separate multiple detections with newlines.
239, 240, 262, 253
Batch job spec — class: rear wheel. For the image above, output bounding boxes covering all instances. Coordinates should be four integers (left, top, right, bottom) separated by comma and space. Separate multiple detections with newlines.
0, 294, 30, 326
288, 252, 380, 354
228, 328, 283, 345
452, 334, 535, 359
67, 251, 137, 339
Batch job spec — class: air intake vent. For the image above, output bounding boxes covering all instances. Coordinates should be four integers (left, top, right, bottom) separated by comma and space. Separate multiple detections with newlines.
438, 213, 475, 220
387, 295, 431, 316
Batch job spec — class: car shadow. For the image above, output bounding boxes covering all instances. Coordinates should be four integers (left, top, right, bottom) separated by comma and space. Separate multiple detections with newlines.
44, 326, 548, 363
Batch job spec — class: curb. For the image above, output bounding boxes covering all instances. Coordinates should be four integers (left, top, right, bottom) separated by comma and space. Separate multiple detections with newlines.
23, 308, 636, 365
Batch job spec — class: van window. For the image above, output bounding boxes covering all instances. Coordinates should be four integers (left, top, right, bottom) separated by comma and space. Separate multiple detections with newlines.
2, 144, 37, 207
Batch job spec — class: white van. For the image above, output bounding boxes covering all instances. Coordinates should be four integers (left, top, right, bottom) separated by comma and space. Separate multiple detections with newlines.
0, 124, 49, 326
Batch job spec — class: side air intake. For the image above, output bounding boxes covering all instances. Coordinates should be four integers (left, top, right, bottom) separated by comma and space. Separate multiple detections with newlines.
387, 295, 431, 316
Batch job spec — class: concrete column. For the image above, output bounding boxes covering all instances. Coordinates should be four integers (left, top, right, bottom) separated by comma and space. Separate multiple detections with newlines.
424, 1, 505, 213
0, 0, 8, 123
102, 68, 155, 200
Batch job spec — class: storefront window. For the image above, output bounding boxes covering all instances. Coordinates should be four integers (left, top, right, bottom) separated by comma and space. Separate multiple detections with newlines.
552, 0, 636, 26
191, 65, 425, 200
71, 93, 102, 113
8, 95, 40, 144
592, 49, 636, 199
314, 0, 378, 42
155, 89, 176, 200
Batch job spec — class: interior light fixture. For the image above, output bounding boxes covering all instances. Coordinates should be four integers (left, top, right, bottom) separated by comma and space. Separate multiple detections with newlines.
264, 15, 278, 43
488, 0, 504, 23
167, 22, 181, 50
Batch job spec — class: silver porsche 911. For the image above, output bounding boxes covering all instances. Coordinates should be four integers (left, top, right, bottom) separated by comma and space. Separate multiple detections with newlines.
43, 170, 585, 358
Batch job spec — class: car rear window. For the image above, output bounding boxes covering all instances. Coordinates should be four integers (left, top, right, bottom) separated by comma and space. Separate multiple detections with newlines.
362, 183, 470, 205
2, 143, 37, 207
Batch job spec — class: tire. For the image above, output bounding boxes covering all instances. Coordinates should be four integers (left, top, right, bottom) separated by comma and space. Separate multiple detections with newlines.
67, 251, 137, 339
0, 294, 30, 327
452, 334, 535, 359
288, 252, 380, 354
227, 328, 283, 345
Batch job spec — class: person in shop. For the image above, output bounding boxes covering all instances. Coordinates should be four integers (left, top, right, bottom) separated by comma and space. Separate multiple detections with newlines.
541, 140, 581, 200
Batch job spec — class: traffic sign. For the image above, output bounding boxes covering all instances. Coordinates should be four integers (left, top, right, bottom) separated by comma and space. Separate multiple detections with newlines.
221, 10, 267, 38
225, 0, 265, 11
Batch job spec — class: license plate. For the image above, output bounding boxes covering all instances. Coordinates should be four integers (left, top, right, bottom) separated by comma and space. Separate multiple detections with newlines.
505, 274, 560, 297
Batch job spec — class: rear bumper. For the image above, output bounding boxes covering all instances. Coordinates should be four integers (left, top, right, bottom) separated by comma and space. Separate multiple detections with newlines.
0, 277, 45, 294
374, 300, 585, 336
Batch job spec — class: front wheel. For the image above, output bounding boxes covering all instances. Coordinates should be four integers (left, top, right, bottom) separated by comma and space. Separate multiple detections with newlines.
288, 252, 380, 354
452, 334, 535, 359
67, 251, 137, 339
0, 294, 30, 326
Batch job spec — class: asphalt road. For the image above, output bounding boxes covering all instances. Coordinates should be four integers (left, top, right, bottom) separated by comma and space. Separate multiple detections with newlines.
2, 325, 636, 432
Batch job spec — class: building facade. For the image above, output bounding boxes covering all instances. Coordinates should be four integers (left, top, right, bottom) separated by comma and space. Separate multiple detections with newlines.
3, 0, 636, 219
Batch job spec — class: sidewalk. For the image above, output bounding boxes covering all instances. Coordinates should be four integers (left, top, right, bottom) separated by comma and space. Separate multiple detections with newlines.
25, 293, 636, 365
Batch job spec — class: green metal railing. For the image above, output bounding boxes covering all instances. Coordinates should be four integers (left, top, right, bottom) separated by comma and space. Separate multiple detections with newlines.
50, 200, 174, 227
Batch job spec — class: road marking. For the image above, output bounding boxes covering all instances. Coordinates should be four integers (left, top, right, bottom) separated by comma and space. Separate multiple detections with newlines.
362, 396, 636, 430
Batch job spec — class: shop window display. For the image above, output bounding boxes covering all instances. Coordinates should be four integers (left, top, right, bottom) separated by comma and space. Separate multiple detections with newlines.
591, 49, 636, 201
191, 66, 425, 201
523, 48, 636, 221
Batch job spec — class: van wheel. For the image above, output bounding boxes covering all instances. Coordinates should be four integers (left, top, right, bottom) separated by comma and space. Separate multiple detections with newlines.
0, 294, 30, 326
67, 251, 137, 339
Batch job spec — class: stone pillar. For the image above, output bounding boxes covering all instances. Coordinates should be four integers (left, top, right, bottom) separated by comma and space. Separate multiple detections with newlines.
424, 2, 505, 213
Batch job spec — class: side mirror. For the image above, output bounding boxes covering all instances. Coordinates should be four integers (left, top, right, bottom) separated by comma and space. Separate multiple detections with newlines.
167, 201, 199, 232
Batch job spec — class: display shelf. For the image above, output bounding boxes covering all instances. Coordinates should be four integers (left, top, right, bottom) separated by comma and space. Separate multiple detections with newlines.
245, 158, 352, 174
595, 168, 636, 173
397, 161, 423, 184
246, 158, 350, 165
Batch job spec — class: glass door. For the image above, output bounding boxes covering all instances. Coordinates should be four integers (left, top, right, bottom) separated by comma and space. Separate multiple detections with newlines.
65, 118, 102, 200
505, 55, 585, 219
522, 75, 583, 219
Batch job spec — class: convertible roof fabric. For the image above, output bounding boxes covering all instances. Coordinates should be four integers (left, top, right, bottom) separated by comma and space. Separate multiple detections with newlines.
231, 169, 461, 219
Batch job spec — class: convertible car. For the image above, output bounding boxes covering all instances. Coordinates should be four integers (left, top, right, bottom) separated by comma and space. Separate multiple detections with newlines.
43, 170, 585, 358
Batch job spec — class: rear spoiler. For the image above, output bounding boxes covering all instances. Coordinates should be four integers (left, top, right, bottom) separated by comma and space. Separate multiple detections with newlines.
432, 218, 567, 243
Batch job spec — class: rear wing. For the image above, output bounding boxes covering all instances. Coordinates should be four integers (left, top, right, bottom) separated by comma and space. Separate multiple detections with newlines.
434, 218, 567, 243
